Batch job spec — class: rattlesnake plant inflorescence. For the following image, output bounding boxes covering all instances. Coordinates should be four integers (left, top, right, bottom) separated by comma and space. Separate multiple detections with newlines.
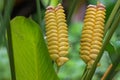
80, 3, 106, 68
45, 4, 69, 66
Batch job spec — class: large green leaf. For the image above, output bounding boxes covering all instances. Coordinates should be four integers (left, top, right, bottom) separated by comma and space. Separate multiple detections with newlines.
105, 42, 116, 63
10, 16, 59, 80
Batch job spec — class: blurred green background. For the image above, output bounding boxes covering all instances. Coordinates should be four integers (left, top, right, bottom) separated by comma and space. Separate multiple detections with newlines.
0, 0, 120, 80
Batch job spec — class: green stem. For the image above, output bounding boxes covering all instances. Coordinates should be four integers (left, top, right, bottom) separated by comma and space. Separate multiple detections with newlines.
0, 12, 4, 44
81, 69, 90, 80
2, 0, 16, 80
67, 0, 79, 25
36, 0, 42, 27
56, 66, 60, 74
47, 0, 51, 6
0, 12, 2, 22
85, 8, 120, 80
81, 66, 87, 79
0, 0, 14, 36
7, 20, 16, 80
104, 0, 120, 34
50, 0, 59, 7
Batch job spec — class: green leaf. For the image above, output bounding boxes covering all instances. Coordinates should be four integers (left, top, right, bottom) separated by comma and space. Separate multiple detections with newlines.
41, 0, 59, 7
105, 40, 120, 64
105, 42, 116, 63
104, 41, 120, 79
114, 41, 120, 53
105, 8, 120, 64
10, 16, 59, 80
115, 64, 120, 72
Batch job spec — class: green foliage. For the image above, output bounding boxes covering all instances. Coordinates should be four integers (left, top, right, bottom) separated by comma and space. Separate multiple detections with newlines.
0, 0, 4, 12
0, 0, 14, 46
10, 16, 59, 80
41, 0, 50, 7
41, 0, 59, 7
69, 22, 83, 43
104, 41, 120, 80
106, 40, 120, 64
105, 42, 116, 63
49, 0, 59, 7
0, 47, 11, 80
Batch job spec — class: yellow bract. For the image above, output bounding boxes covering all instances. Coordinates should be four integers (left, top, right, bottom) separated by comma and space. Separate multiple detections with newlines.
45, 4, 69, 66
80, 3, 106, 68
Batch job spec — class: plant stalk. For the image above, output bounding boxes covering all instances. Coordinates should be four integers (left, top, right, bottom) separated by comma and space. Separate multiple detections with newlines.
0, 12, 4, 44
36, 0, 42, 27
81, 66, 87, 79
7, 20, 16, 80
81, 69, 90, 80
2, 0, 16, 80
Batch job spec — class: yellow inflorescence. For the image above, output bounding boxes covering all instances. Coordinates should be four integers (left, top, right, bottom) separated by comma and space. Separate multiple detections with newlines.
80, 3, 106, 68
55, 4, 69, 66
45, 4, 69, 66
